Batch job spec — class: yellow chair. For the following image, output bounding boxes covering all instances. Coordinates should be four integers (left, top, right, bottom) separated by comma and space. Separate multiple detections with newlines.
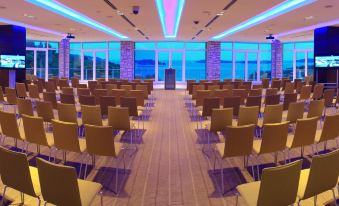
17, 98, 34, 117
297, 149, 339, 205
60, 93, 76, 104
253, 122, 290, 179
51, 119, 86, 175
57, 103, 80, 125
299, 85, 312, 101
285, 102, 305, 124
286, 117, 318, 159
36, 101, 55, 128
237, 106, 259, 126
77, 88, 91, 96
43, 92, 57, 109
4, 87, 17, 112
28, 84, 41, 100
0, 110, 25, 149
236, 160, 302, 206
0, 146, 41, 205
314, 113, 339, 152
16, 83, 27, 98
84, 124, 125, 193
81, 105, 103, 126
257, 104, 283, 128
312, 84, 324, 100
22, 114, 54, 158
307, 99, 324, 119
94, 89, 107, 105
36, 157, 103, 206
215, 124, 256, 194
61, 87, 74, 95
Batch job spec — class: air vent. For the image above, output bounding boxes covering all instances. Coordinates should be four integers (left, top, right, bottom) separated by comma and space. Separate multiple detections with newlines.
192, 0, 238, 40
103, 0, 149, 40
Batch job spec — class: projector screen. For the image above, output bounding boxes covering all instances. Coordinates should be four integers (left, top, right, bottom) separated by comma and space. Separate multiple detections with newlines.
0, 55, 25, 69
315, 55, 339, 68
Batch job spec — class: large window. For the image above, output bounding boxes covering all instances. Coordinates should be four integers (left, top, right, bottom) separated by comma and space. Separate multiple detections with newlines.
134, 42, 206, 81
26, 40, 59, 80
283, 42, 314, 80
69, 42, 120, 80
220, 42, 271, 81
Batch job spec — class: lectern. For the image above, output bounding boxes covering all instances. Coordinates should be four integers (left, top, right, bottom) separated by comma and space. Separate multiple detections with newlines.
165, 68, 175, 90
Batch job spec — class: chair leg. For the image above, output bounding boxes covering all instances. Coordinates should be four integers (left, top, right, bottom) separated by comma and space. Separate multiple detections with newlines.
99, 190, 104, 206
332, 188, 338, 206
235, 194, 239, 206
115, 157, 119, 194
1, 186, 7, 206
220, 159, 224, 195
314, 195, 317, 206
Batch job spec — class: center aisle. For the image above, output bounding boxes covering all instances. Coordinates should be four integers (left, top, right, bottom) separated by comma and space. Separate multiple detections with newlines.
112, 90, 232, 206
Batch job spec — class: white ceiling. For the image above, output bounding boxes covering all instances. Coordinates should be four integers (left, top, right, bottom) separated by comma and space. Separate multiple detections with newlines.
0, 0, 338, 42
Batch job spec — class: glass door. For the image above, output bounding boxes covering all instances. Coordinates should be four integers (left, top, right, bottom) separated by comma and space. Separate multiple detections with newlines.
26, 50, 34, 75
83, 51, 108, 80
235, 52, 246, 80
83, 51, 94, 80
296, 52, 306, 80
156, 50, 183, 82
36, 50, 47, 79
95, 51, 107, 79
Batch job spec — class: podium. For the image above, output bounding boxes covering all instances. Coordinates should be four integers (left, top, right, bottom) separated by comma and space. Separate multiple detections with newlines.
165, 68, 175, 90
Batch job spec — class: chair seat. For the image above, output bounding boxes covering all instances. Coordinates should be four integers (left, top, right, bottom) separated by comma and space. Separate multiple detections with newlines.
45, 133, 55, 147
236, 181, 261, 206
29, 166, 41, 196
216, 143, 224, 157
253, 139, 262, 154
297, 168, 310, 200
78, 179, 102, 206
79, 139, 87, 153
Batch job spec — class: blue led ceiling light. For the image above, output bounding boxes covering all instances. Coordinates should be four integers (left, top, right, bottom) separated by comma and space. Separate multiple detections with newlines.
155, 0, 185, 38
212, 0, 317, 40
26, 0, 128, 39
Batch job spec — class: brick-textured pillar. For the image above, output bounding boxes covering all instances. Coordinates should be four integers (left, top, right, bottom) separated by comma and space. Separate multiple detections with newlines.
271, 40, 282, 78
59, 38, 70, 78
120, 41, 135, 80
206, 41, 221, 80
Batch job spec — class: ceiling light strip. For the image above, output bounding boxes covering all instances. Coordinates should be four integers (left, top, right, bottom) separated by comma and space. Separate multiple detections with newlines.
212, 0, 317, 40
155, 0, 185, 38
26, 0, 128, 39
0, 17, 65, 36
276, 18, 339, 38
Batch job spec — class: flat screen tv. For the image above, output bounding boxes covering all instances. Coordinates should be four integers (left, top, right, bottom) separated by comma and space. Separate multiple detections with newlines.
315, 55, 339, 68
0, 55, 25, 69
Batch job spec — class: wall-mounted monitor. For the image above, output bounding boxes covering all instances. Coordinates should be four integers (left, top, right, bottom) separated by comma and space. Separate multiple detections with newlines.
0, 55, 25, 69
315, 55, 339, 68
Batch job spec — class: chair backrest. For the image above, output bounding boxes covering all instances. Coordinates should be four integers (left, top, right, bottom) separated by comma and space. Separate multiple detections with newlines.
286, 102, 305, 123
88, 81, 98, 94
207, 85, 220, 91
283, 93, 297, 110
120, 97, 138, 116
262, 78, 269, 88
238, 106, 259, 126
289, 117, 318, 148
106, 83, 118, 92
263, 104, 283, 124
85, 125, 118, 157
323, 89, 335, 107
307, 100, 324, 118
222, 84, 233, 90
36, 157, 82, 206
265, 94, 280, 106
81, 105, 102, 126
0, 111, 22, 140
224, 96, 241, 116
266, 88, 278, 96
78, 95, 96, 106
260, 121, 289, 154
120, 85, 133, 95
45, 81, 57, 92
60, 93, 75, 105
16, 82, 27, 98
257, 160, 302, 206
57, 103, 78, 124
108, 107, 130, 131
210, 108, 233, 132
17, 98, 34, 116
312, 84, 324, 100
0, 87, 5, 102
223, 124, 255, 158
232, 89, 247, 105
36, 101, 54, 122
110, 89, 127, 105
58, 79, 69, 89
94, 89, 107, 105
22, 114, 49, 146
52, 119, 81, 152
130, 90, 145, 107
0, 146, 37, 197
284, 82, 295, 94
271, 80, 281, 90
43, 92, 57, 109
201, 97, 220, 117
99, 96, 116, 116
61, 87, 74, 95
299, 85, 312, 100
71, 78, 79, 88
77, 88, 90, 96
245, 96, 262, 110
196, 90, 211, 107
249, 89, 262, 96
213, 89, 232, 106
28, 84, 40, 99
136, 84, 149, 98
301, 149, 339, 200
318, 113, 339, 142
192, 85, 205, 99
252, 84, 263, 90
5, 87, 17, 105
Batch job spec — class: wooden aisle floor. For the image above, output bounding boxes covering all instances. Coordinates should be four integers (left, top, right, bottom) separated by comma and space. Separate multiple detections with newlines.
2, 90, 338, 206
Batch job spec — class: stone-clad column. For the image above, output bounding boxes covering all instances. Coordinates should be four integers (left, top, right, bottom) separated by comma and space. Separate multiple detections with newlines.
59, 38, 70, 78
120, 41, 135, 80
271, 40, 282, 78
206, 41, 221, 80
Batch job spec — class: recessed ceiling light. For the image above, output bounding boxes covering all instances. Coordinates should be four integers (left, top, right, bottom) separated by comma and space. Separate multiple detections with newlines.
217, 11, 224, 16
117, 10, 124, 15
24, 13, 35, 18
304, 15, 314, 20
